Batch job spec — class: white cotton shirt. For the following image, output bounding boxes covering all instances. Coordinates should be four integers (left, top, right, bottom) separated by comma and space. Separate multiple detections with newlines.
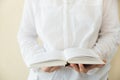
17, 0, 120, 80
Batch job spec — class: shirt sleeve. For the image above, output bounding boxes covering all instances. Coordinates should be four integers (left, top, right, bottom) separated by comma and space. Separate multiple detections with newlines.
17, 0, 62, 70
17, 0, 43, 69
91, 0, 120, 62
64, 0, 120, 64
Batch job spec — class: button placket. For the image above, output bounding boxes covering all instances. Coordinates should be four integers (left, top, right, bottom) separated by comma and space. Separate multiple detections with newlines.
63, 0, 73, 49
63, 0, 69, 48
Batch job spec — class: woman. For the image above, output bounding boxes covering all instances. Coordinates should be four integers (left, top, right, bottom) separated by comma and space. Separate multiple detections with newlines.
17, 0, 120, 80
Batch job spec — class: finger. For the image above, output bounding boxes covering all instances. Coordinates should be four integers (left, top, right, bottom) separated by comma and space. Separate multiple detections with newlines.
70, 64, 79, 72
50, 66, 60, 72
50, 66, 61, 72
42, 67, 53, 72
86, 64, 104, 71
88, 64, 104, 69
79, 64, 91, 73
84, 63, 106, 72
103, 60, 106, 63
96, 64, 105, 68
98, 59, 106, 68
83, 64, 92, 68
79, 64, 88, 73
85, 65, 98, 71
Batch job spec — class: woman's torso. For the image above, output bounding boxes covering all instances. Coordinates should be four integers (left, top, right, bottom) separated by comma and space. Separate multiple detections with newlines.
28, 0, 110, 80
33, 0, 103, 50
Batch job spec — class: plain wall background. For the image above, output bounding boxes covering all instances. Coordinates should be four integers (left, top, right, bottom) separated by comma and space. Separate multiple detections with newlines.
0, 0, 120, 80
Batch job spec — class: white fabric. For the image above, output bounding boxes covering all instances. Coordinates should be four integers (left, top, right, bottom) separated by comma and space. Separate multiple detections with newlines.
17, 0, 120, 80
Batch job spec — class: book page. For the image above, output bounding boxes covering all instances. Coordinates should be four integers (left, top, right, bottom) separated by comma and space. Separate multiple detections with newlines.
64, 48, 99, 60
30, 50, 66, 65
68, 56, 104, 64
30, 60, 66, 68
63, 48, 104, 64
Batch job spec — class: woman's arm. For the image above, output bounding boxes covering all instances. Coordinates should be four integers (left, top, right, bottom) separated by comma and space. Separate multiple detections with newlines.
17, 0, 47, 69
91, 0, 120, 63
17, 0, 63, 72
70, 0, 120, 73
65, 0, 120, 63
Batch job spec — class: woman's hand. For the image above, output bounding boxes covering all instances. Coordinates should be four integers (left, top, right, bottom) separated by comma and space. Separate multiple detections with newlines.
70, 60, 106, 73
41, 66, 62, 72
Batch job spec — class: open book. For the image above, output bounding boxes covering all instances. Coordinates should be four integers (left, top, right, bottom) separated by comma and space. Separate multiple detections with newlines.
29, 48, 104, 68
